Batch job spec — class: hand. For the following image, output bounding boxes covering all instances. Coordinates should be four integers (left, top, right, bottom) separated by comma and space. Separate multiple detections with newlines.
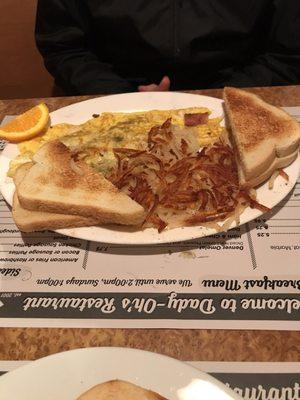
138, 76, 170, 92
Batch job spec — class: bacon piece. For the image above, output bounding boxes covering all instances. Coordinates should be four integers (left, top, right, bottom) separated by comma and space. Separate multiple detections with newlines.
184, 112, 209, 127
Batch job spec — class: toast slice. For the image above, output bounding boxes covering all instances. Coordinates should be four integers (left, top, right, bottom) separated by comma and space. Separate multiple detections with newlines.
17, 140, 145, 226
76, 380, 167, 400
12, 163, 97, 232
223, 87, 300, 188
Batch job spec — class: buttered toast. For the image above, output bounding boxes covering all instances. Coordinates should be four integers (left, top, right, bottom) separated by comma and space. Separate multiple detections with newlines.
13, 163, 98, 232
223, 87, 300, 188
16, 140, 146, 226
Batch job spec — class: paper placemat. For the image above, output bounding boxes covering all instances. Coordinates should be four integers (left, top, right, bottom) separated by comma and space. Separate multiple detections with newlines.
0, 108, 299, 330
0, 360, 299, 400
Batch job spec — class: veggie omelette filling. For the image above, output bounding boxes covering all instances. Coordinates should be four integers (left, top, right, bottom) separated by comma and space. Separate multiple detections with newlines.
8, 107, 222, 178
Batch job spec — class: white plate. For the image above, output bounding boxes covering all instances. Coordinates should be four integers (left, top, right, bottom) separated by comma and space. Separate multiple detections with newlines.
0, 347, 242, 400
0, 92, 299, 245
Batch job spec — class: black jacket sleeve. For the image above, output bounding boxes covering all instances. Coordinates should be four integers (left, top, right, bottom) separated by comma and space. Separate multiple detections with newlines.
35, 0, 135, 95
225, 0, 300, 86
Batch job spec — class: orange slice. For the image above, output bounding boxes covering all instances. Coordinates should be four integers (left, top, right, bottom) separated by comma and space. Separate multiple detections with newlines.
0, 103, 50, 143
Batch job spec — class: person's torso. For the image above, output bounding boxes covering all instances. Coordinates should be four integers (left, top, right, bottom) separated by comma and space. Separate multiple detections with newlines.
74, 0, 274, 89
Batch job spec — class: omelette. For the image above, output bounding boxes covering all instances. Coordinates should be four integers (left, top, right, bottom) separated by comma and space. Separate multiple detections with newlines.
8, 107, 223, 178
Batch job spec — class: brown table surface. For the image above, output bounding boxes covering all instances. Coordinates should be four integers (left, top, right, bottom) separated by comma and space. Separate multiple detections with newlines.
0, 85, 299, 363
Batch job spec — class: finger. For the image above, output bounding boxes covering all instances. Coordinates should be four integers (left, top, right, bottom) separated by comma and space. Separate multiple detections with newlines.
158, 76, 170, 91
138, 84, 158, 92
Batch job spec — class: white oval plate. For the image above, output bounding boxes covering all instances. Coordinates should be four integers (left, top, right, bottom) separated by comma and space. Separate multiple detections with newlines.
0, 347, 242, 400
0, 92, 298, 245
